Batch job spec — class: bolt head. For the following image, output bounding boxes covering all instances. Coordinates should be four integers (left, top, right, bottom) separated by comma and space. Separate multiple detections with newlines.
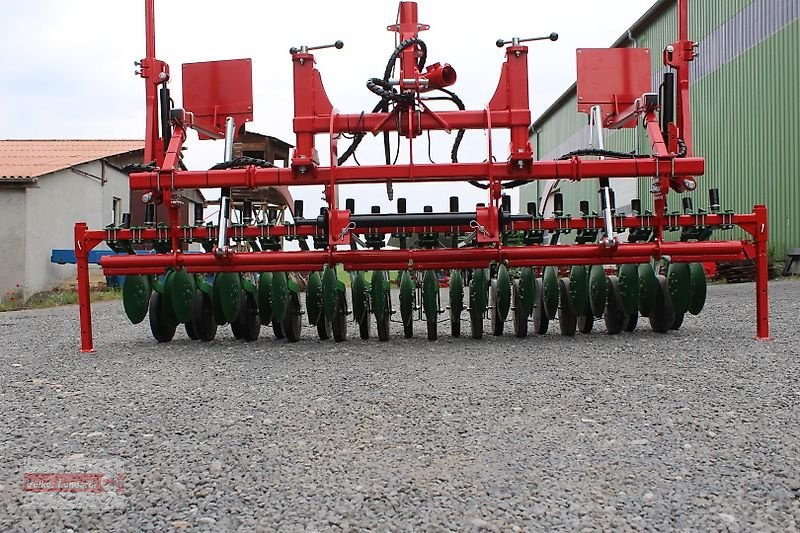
666, 45, 675, 53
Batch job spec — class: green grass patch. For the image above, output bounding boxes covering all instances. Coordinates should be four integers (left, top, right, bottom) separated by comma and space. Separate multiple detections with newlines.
0, 287, 121, 312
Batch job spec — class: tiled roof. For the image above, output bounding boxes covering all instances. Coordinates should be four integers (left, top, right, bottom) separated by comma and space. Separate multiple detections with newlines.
0, 140, 144, 182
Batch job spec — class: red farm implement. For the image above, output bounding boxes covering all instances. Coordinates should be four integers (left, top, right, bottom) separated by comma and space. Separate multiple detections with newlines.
74, 0, 769, 351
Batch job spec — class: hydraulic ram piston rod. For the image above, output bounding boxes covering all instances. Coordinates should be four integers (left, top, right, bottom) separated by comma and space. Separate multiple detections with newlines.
215, 116, 236, 257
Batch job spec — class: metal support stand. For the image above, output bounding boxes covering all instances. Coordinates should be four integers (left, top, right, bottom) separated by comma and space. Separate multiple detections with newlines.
753, 204, 770, 340
75, 222, 95, 353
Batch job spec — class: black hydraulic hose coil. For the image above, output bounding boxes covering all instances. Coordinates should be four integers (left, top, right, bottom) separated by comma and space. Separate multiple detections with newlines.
339, 38, 428, 166
383, 37, 428, 79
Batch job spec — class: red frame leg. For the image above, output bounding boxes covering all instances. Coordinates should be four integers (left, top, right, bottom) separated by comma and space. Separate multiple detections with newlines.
753, 205, 770, 340
75, 223, 95, 353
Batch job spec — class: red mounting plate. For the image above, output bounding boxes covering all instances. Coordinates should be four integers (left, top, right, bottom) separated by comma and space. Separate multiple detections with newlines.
182, 58, 254, 140
576, 48, 651, 128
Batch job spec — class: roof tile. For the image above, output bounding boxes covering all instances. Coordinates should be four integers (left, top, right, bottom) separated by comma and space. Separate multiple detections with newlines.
0, 140, 144, 181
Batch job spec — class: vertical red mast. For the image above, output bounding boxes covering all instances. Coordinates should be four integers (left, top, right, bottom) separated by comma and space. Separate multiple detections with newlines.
665, 0, 696, 156
140, 0, 168, 165
142, 0, 158, 164
397, 2, 423, 82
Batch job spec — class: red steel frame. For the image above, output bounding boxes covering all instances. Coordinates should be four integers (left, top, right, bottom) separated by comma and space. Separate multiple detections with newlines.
73, 0, 770, 351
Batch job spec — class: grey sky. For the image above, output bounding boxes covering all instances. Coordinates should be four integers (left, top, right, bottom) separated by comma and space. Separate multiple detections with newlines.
0, 0, 658, 216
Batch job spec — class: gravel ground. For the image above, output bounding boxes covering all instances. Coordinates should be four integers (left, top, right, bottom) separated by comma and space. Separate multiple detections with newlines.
1, 279, 799, 531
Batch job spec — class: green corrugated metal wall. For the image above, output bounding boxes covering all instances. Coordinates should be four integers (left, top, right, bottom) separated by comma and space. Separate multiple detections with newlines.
689, 17, 799, 256
692, 0, 752, 39
521, 0, 800, 259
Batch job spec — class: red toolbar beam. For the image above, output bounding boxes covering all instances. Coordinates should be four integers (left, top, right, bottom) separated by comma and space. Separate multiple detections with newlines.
100, 240, 747, 275
86, 212, 755, 244
129, 158, 705, 190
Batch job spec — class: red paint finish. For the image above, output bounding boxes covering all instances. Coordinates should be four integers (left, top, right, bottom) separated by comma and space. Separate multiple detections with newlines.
752, 205, 770, 340
127, 157, 706, 191
99, 240, 749, 275
576, 48, 652, 127
289, 0, 532, 169
75, 223, 95, 353
663, 0, 697, 155
182, 59, 254, 140
420, 63, 457, 91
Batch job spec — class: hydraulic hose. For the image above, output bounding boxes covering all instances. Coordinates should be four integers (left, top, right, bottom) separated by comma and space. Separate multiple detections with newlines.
339, 38, 428, 166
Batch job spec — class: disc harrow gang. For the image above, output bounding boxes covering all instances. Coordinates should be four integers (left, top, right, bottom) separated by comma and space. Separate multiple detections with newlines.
122, 258, 710, 343
72, 0, 770, 352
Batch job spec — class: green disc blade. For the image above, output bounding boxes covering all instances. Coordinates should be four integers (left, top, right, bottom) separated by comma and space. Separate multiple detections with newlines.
588, 265, 608, 317
214, 272, 242, 324
520, 266, 536, 317
470, 268, 488, 317
306, 271, 323, 325
688, 262, 707, 315
568, 265, 588, 316
638, 263, 658, 316
422, 270, 439, 321
122, 274, 151, 324
211, 274, 225, 325
542, 266, 559, 320
161, 271, 179, 326
617, 264, 639, 316
400, 270, 415, 325
496, 264, 511, 321
257, 272, 273, 324
271, 272, 289, 323
449, 270, 463, 314
668, 262, 691, 315
170, 268, 196, 324
351, 272, 368, 323
322, 266, 337, 321
371, 270, 387, 322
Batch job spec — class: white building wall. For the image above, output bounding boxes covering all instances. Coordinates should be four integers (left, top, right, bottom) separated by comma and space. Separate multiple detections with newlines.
0, 189, 27, 303
23, 162, 131, 299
